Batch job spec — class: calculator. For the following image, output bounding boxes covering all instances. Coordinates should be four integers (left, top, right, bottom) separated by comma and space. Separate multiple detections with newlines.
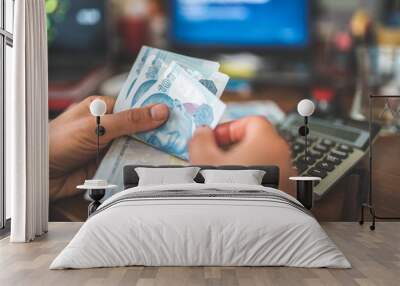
278, 114, 375, 200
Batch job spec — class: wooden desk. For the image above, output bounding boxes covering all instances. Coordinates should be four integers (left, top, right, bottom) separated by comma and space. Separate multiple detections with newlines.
369, 135, 400, 218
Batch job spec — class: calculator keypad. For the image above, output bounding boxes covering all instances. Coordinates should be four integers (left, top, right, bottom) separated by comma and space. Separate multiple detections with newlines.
278, 114, 369, 199
281, 129, 355, 180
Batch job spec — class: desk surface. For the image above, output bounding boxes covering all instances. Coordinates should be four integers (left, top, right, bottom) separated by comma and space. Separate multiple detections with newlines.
1, 222, 400, 286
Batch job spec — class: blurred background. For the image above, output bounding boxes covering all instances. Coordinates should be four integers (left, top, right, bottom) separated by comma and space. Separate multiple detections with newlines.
47, 0, 400, 222
46, 0, 400, 120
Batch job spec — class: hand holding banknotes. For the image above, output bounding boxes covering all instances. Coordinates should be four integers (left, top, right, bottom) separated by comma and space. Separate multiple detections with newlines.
95, 47, 295, 198
114, 46, 229, 160
49, 96, 169, 201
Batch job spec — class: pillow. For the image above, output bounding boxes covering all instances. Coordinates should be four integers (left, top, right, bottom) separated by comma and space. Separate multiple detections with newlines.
135, 167, 200, 186
200, 169, 266, 185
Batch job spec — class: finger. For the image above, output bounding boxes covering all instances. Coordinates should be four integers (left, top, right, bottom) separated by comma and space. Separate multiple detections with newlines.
53, 96, 116, 127
84, 95, 116, 114
68, 95, 116, 117
214, 116, 274, 146
189, 126, 224, 165
214, 120, 246, 146
101, 104, 169, 141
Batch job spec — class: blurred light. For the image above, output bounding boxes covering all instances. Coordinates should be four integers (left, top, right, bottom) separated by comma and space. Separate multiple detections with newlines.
76, 9, 101, 26
46, 0, 58, 14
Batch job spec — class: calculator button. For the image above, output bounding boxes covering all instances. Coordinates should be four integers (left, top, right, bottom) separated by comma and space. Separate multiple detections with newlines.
321, 139, 335, 148
308, 168, 327, 179
294, 163, 308, 174
337, 144, 353, 153
297, 156, 316, 166
292, 143, 305, 154
316, 161, 335, 172
295, 138, 306, 145
298, 136, 317, 144
330, 150, 348, 159
308, 150, 323, 160
313, 144, 329, 153
325, 155, 342, 165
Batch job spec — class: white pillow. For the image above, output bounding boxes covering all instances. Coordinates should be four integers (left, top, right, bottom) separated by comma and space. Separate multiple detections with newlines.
200, 169, 266, 185
135, 167, 200, 186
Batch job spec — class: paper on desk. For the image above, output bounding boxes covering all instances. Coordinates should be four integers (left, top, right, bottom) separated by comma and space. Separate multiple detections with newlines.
92, 137, 187, 200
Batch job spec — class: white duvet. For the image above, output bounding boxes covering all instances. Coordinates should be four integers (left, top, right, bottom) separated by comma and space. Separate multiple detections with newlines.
50, 183, 351, 269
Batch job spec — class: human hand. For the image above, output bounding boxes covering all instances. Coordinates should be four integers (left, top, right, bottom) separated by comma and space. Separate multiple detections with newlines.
189, 116, 296, 196
49, 96, 169, 201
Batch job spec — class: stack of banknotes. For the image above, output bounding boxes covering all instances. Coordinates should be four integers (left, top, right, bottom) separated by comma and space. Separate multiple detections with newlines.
113, 46, 230, 160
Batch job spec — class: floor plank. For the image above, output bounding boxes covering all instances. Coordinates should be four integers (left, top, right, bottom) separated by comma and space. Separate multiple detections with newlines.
0, 222, 399, 286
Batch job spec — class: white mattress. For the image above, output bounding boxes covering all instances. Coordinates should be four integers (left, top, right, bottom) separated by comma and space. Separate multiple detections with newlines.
50, 183, 351, 269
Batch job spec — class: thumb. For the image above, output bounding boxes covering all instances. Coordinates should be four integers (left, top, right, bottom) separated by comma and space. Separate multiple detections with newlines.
101, 104, 169, 141
189, 126, 224, 165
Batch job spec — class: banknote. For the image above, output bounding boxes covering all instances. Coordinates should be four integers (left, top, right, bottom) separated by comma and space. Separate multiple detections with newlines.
114, 47, 150, 113
222, 100, 286, 125
91, 137, 186, 201
133, 61, 226, 160
114, 46, 221, 113
125, 50, 229, 108
200, 71, 230, 98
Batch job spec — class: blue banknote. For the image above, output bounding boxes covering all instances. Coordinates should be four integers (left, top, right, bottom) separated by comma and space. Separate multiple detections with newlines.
133, 62, 226, 160
114, 48, 150, 112
114, 46, 221, 113
125, 49, 229, 108
222, 101, 286, 125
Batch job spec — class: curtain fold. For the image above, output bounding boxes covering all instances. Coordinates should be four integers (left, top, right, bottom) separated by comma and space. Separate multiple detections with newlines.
9, 0, 49, 242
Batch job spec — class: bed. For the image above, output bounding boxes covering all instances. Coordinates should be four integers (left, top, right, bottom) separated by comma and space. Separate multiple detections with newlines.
50, 165, 350, 269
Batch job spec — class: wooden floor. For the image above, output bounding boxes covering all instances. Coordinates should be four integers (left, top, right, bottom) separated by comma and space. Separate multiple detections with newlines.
0, 222, 399, 286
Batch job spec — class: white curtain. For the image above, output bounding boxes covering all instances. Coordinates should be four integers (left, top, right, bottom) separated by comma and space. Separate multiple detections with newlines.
8, 0, 49, 242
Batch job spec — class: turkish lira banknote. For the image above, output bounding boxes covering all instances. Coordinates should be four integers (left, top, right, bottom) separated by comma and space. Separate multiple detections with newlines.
125, 50, 229, 109
114, 46, 224, 113
222, 100, 286, 125
133, 61, 226, 159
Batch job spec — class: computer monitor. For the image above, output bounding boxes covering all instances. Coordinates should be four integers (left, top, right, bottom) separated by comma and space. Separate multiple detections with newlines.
169, 0, 312, 51
46, 0, 109, 55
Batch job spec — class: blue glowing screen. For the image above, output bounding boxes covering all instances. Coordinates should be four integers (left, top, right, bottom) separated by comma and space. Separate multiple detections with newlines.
170, 0, 310, 47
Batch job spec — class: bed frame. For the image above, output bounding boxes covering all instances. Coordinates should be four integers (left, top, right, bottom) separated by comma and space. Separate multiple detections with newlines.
123, 165, 280, 189
88, 165, 280, 216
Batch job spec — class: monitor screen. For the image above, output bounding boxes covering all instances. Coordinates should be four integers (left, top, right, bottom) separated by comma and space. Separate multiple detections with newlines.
46, 0, 108, 54
170, 0, 310, 48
